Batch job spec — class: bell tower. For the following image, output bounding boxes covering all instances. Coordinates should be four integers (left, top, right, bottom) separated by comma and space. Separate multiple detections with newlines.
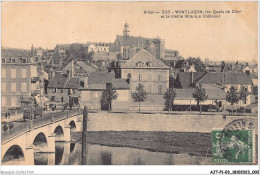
123, 21, 130, 37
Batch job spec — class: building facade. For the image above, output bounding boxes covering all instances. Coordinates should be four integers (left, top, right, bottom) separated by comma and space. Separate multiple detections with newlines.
110, 22, 165, 60
121, 49, 170, 94
1, 55, 39, 111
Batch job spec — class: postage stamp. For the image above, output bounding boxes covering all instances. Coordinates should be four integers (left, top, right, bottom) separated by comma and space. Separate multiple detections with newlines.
212, 119, 256, 164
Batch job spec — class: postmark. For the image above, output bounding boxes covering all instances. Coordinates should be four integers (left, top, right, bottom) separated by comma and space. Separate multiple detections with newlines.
212, 119, 256, 164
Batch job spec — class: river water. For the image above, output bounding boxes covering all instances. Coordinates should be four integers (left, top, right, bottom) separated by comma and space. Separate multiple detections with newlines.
34, 141, 212, 165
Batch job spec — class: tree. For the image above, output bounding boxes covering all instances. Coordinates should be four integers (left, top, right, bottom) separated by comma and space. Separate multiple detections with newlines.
101, 84, 118, 113
220, 61, 225, 72
239, 85, 249, 113
226, 86, 239, 115
192, 84, 208, 114
163, 88, 177, 114
132, 83, 148, 113
186, 57, 206, 72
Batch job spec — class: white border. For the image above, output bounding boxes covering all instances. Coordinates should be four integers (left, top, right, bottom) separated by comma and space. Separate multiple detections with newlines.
0, 0, 259, 174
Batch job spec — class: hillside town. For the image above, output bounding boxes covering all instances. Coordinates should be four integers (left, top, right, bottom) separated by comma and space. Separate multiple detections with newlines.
1, 22, 258, 117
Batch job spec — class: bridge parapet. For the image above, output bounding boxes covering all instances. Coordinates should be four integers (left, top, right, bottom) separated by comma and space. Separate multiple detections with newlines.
1, 108, 82, 144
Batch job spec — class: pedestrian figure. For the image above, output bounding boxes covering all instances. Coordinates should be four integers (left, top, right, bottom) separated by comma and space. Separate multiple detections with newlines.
54, 104, 57, 111
3, 123, 8, 132
8, 112, 10, 119
5, 112, 7, 119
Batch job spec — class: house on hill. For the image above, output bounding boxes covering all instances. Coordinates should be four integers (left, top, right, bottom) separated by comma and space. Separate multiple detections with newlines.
61, 60, 97, 78
109, 22, 165, 60
121, 49, 170, 94
79, 72, 130, 112
174, 72, 254, 109
47, 72, 81, 107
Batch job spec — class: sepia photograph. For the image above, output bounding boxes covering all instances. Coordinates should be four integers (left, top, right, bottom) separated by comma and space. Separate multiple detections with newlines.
0, 1, 259, 173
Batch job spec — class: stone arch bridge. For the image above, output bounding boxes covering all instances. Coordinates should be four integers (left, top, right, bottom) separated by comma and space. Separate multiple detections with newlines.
1, 109, 83, 165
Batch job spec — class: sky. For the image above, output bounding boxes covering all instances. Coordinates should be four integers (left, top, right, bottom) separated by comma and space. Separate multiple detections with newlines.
1, 1, 258, 62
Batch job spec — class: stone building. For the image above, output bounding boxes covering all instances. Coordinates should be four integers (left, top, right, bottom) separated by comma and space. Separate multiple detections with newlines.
121, 49, 170, 94
1, 48, 40, 111
109, 22, 165, 60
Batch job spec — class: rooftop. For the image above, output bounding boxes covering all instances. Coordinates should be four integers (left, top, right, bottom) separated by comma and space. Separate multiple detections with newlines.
122, 49, 169, 69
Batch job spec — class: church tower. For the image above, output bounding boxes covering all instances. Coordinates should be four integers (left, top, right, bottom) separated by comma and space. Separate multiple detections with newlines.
123, 22, 130, 37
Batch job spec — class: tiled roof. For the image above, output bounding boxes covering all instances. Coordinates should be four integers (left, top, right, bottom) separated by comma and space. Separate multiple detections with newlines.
2, 48, 31, 58
175, 85, 226, 100
177, 72, 207, 88
48, 73, 67, 88
88, 72, 115, 84
61, 60, 97, 75
65, 78, 80, 88
122, 49, 169, 69
85, 72, 129, 90
116, 35, 154, 46
112, 79, 130, 89
162, 60, 175, 68
197, 72, 252, 85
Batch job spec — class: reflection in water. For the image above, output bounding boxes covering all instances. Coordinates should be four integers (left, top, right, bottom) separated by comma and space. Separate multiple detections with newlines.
34, 142, 212, 165
55, 142, 64, 165
34, 153, 48, 165
70, 143, 75, 153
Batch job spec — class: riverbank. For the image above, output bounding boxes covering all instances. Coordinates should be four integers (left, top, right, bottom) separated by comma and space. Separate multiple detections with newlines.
71, 131, 212, 157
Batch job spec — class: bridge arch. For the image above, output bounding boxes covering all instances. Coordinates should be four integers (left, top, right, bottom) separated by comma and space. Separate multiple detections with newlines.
69, 120, 76, 131
33, 132, 48, 148
54, 125, 64, 141
2, 145, 25, 164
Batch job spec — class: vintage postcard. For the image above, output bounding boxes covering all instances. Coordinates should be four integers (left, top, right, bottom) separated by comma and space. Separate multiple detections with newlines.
0, 1, 259, 174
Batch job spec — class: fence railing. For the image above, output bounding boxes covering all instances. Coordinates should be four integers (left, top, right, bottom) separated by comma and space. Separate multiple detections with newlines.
1, 122, 30, 143
1, 108, 82, 143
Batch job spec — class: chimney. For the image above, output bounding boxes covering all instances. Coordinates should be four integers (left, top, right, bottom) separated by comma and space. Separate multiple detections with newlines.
83, 76, 88, 88
50, 68, 54, 80
173, 60, 176, 67
190, 72, 194, 85
71, 60, 74, 78
67, 70, 70, 79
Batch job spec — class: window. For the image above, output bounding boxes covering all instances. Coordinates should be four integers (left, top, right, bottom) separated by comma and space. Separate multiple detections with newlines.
2, 83, 6, 92
12, 59, 16, 63
52, 88, 56, 93
60, 89, 63, 93
11, 69, 16, 78
219, 101, 222, 108
2, 69, 6, 78
138, 74, 142, 81
21, 69, 27, 78
61, 97, 64, 102
2, 59, 5, 63
2, 96, 6, 107
147, 62, 152, 67
158, 85, 162, 94
11, 97, 17, 107
136, 61, 144, 67
148, 74, 152, 81
11, 83, 16, 92
158, 74, 162, 81
148, 85, 152, 93
21, 82, 27, 92
51, 96, 55, 101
